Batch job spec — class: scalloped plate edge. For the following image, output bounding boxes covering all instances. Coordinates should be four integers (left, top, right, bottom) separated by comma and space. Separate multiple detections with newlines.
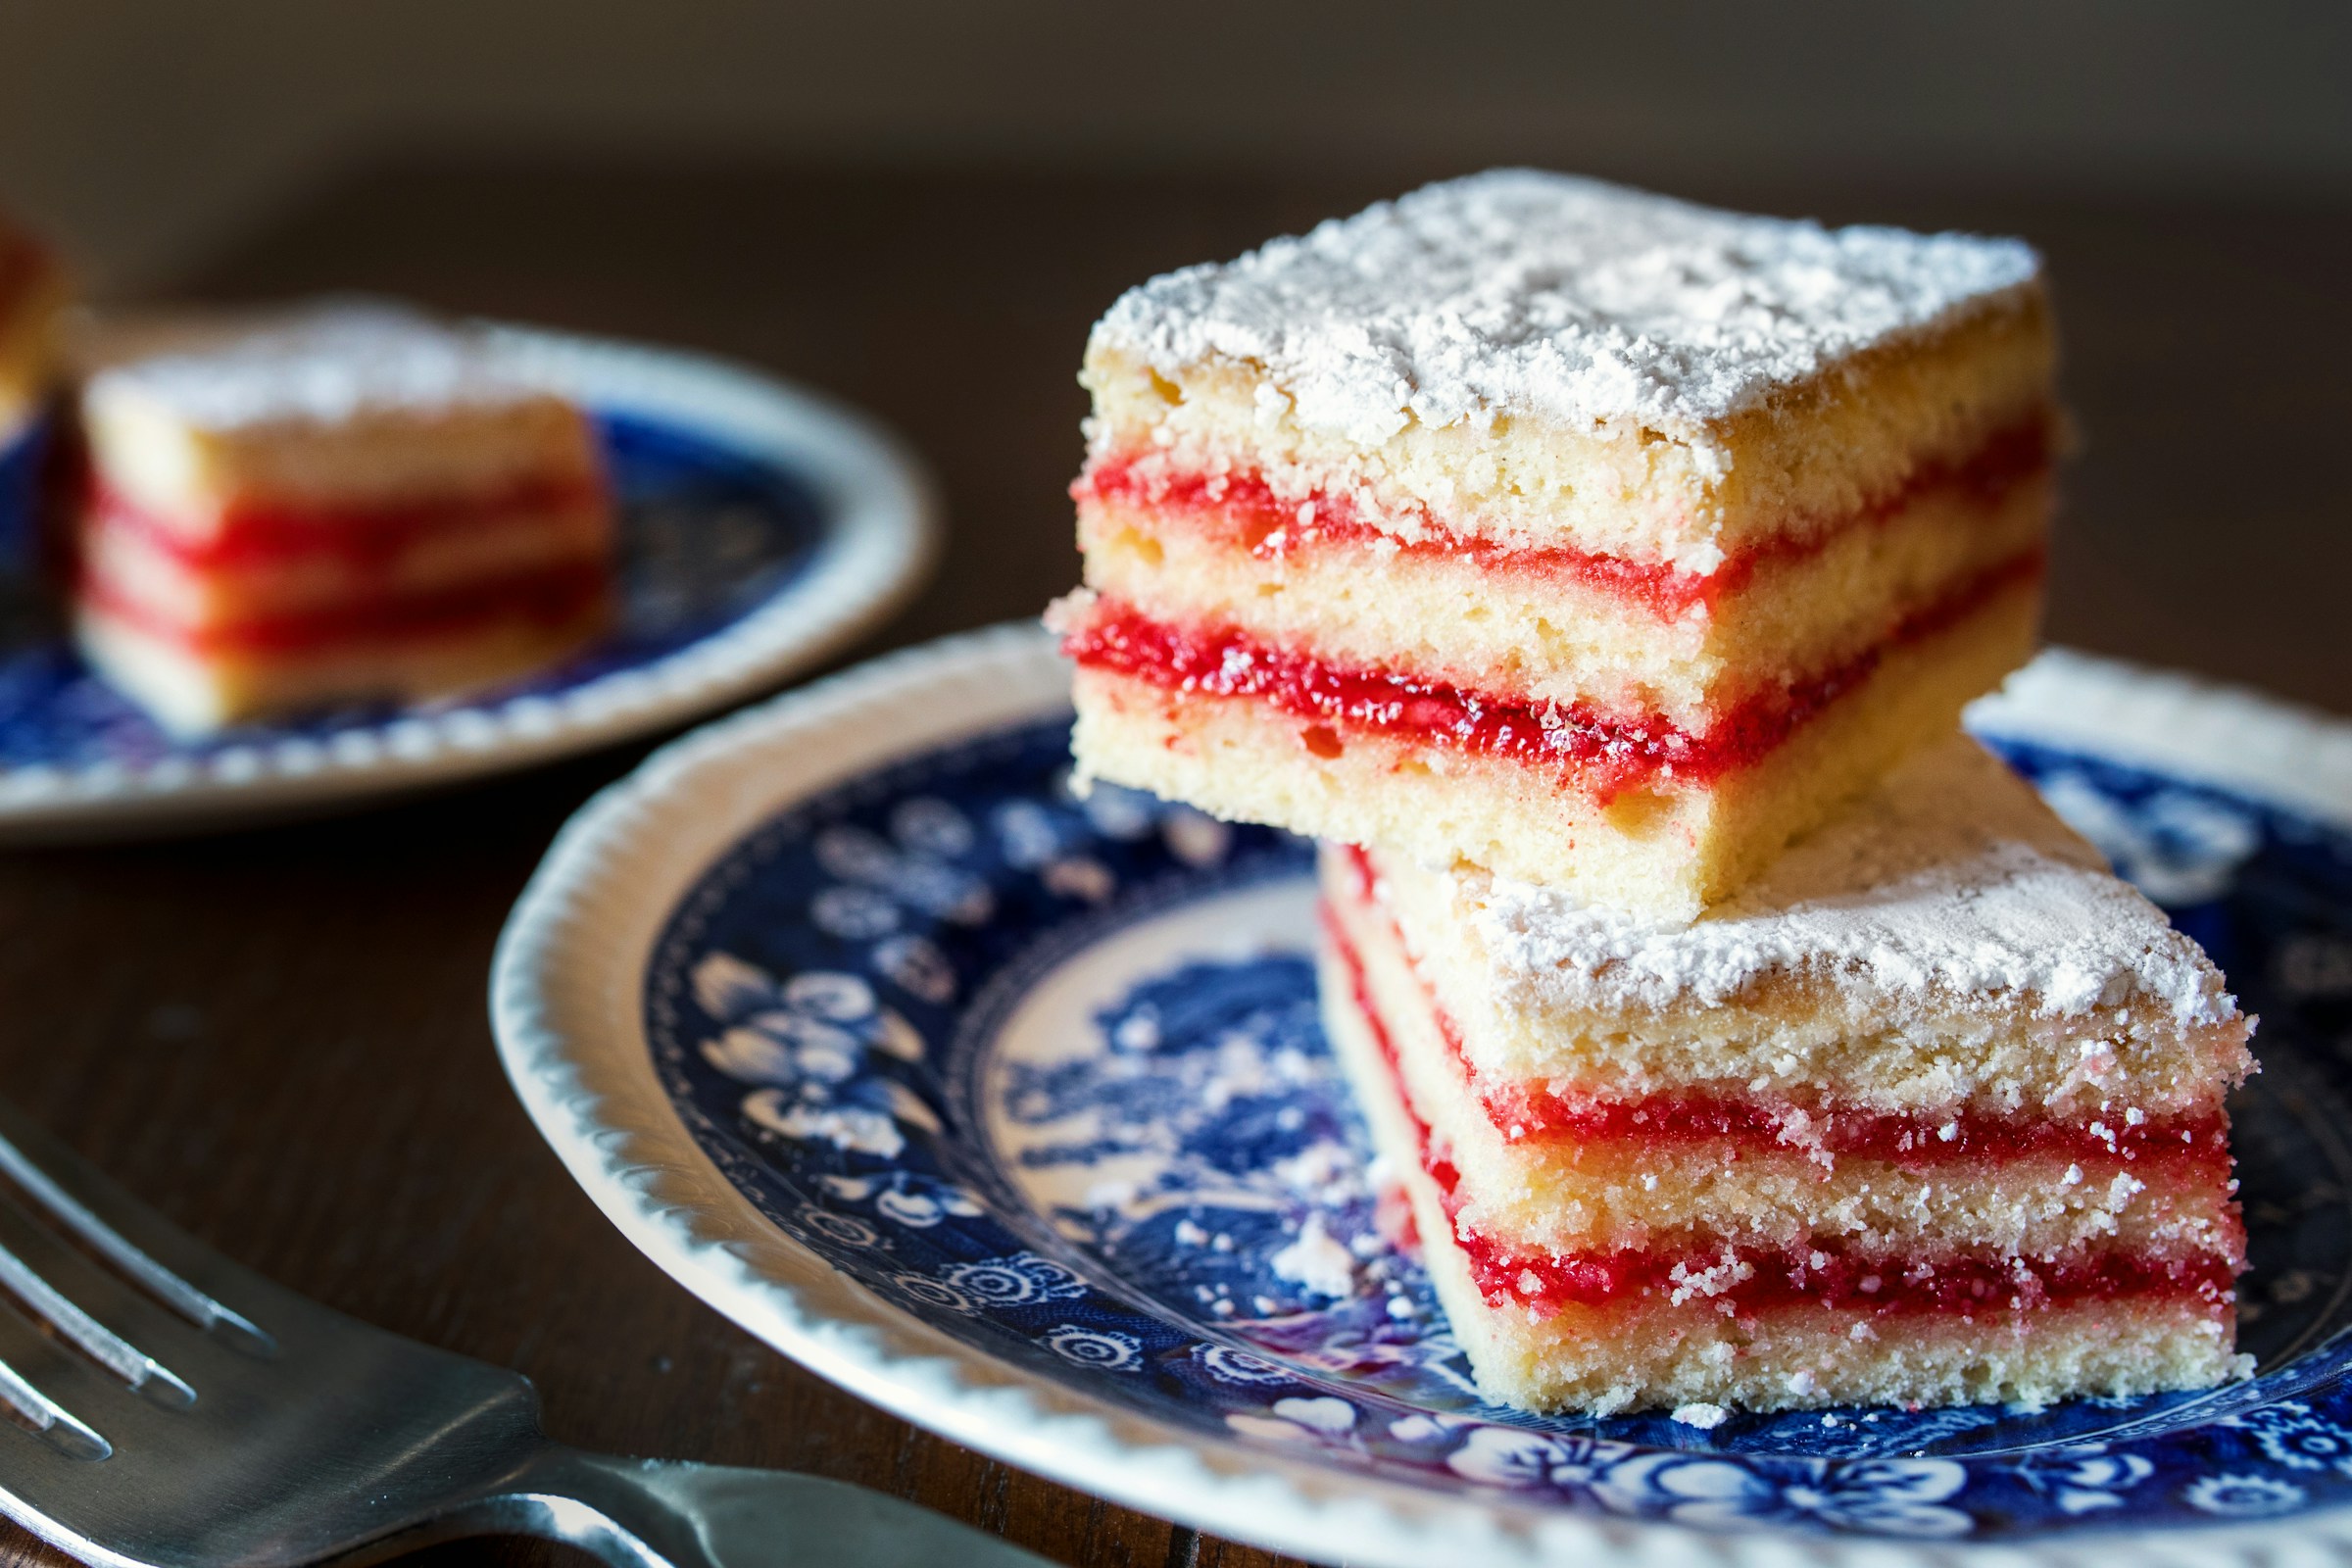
1970, 650, 2352, 827
492, 624, 2352, 1568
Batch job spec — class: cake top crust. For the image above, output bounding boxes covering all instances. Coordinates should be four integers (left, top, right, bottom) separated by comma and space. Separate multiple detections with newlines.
1456, 737, 2238, 1028
1093, 170, 2040, 449
85, 304, 550, 431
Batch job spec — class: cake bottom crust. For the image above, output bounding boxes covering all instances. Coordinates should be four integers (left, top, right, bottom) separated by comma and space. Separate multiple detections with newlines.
1073, 586, 2037, 919
1321, 922, 2250, 1415
1422, 1207, 2244, 1417
77, 596, 612, 734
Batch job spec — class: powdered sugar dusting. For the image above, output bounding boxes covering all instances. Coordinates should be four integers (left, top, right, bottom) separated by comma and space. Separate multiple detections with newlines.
87, 304, 549, 429
1671, 1401, 1731, 1430
1268, 1212, 1357, 1299
1094, 170, 2038, 449
1463, 738, 2239, 1028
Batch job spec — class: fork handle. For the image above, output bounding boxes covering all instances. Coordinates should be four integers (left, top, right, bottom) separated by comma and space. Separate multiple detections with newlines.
488, 1444, 1061, 1568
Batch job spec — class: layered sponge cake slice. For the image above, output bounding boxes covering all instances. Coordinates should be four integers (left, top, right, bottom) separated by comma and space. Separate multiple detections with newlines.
1052, 171, 2056, 919
1318, 736, 2254, 1414
74, 306, 615, 732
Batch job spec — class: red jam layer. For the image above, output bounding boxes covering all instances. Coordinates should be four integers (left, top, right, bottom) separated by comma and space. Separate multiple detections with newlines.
1478, 1077, 2230, 1170
1453, 1226, 2236, 1319
1322, 899, 1459, 1198
1076, 414, 2053, 619
1330, 848, 2232, 1172
89, 471, 609, 573
1065, 548, 2043, 799
81, 560, 610, 658
1323, 900, 2241, 1321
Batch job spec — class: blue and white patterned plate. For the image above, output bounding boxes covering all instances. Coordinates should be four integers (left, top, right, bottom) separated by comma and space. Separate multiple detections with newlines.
0, 412, 51, 573
0, 326, 936, 842
493, 625, 2352, 1568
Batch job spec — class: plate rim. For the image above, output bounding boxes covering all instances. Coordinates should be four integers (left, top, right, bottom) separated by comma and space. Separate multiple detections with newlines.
0, 322, 940, 841
490, 622, 2352, 1568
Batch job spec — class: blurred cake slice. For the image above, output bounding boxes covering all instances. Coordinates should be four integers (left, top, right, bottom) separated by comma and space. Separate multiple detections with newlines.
74, 306, 614, 731
0, 214, 68, 570
1318, 736, 2254, 1414
0, 215, 65, 436
1052, 170, 2056, 919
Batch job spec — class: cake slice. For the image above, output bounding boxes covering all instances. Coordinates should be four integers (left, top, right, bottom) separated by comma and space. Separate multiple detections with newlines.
1318, 735, 2254, 1414
74, 306, 615, 731
1052, 171, 2056, 919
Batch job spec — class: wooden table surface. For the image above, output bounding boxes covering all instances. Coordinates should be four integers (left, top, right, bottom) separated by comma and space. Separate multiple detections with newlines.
1, 162, 2346, 1568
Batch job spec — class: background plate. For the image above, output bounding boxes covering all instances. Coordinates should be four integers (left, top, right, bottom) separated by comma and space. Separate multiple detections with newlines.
0, 325, 936, 841
494, 625, 2352, 1568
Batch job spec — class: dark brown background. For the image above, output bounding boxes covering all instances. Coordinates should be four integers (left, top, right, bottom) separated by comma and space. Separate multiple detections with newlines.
0, 161, 2345, 1567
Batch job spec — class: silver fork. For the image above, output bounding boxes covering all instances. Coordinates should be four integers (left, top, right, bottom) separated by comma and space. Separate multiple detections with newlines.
0, 1095, 1058, 1568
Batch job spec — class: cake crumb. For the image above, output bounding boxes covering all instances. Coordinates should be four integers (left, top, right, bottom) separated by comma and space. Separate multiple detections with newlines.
1671, 1401, 1730, 1430
1269, 1214, 1356, 1298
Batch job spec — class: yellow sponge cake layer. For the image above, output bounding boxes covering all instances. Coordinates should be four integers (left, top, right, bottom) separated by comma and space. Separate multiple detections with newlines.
77, 594, 610, 735
81, 308, 599, 526
1058, 574, 2039, 918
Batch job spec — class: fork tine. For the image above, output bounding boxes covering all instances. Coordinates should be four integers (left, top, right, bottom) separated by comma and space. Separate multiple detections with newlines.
0, 1300, 150, 1463
0, 1188, 205, 1406
0, 1354, 112, 1463
0, 1100, 272, 1355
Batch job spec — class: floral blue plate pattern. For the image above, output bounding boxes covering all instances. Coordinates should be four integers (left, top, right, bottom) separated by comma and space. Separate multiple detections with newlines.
494, 626, 2352, 1568
0, 326, 935, 842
